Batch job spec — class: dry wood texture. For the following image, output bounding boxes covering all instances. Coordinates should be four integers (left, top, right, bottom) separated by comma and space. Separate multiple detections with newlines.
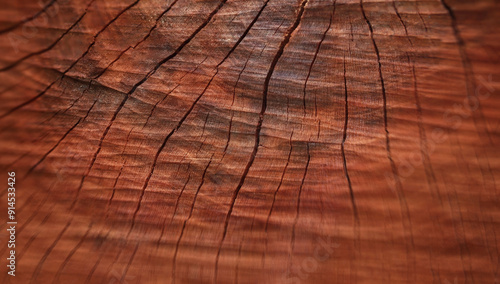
0, 0, 499, 283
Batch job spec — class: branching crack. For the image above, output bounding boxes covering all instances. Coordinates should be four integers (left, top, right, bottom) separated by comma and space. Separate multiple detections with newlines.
214, 0, 309, 281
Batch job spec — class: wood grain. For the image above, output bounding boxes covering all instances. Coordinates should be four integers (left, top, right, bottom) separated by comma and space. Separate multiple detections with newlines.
0, 0, 499, 283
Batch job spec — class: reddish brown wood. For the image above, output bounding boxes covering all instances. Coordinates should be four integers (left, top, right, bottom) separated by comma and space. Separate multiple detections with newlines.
0, 0, 499, 283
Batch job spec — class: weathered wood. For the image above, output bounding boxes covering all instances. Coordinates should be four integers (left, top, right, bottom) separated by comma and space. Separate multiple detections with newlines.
0, 0, 499, 283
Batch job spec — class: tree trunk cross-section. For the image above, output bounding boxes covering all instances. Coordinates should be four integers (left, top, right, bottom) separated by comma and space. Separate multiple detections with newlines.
0, 0, 499, 283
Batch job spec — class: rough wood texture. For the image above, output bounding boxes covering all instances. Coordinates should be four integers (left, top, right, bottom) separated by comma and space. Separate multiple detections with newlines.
1, 0, 499, 283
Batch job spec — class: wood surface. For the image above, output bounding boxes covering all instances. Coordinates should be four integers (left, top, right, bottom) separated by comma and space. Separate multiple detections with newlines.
0, 0, 499, 283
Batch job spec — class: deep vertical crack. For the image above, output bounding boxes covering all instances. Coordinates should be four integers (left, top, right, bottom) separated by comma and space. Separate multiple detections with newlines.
304, 1, 336, 116
263, 130, 294, 265
213, 0, 309, 281
439, 0, 492, 143
341, 54, 359, 226
360, 0, 415, 276
288, 141, 311, 271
